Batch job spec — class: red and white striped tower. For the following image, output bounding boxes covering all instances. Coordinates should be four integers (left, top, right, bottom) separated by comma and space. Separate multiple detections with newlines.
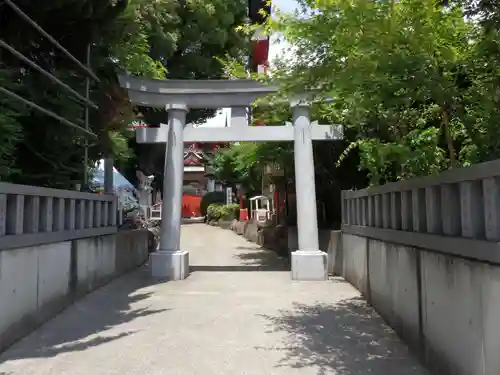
248, 0, 271, 74
251, 26, 270, 75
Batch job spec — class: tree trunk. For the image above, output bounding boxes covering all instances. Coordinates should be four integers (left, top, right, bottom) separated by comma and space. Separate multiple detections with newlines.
441, 107, 457, 168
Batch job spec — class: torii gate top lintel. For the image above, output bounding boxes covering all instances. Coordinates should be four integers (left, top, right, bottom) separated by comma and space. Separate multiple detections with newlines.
118, 75, 344, 143
118, 75, 278, 109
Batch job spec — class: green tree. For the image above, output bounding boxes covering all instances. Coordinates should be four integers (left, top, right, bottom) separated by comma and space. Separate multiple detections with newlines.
244, 0, 500, 185
0, 0, 249, 187
0, 0, 151, 186
122, 0, 251, 180
210, 143, 261, 195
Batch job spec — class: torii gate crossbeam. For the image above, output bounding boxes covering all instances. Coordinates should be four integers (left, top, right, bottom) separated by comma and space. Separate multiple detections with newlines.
119, 76, 343, 281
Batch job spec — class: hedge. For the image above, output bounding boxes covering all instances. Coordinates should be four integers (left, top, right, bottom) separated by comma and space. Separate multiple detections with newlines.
207, 203, 240, 222
200, 191, 226, 217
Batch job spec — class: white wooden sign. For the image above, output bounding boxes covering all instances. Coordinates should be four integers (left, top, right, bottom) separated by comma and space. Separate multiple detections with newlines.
226, 187, 233, 205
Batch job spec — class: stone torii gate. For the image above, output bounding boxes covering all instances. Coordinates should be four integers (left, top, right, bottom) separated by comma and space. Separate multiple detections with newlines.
118, 76, 343, 281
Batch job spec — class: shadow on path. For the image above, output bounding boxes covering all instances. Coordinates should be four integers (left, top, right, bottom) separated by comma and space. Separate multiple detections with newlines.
234, 245, 289, 271
190, 244, 289, 272
0, 266, 169, 362
257, 297, 426, 375
190, 265, 285, 272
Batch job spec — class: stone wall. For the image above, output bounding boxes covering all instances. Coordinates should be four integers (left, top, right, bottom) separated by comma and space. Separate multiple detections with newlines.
217, 219, 263, 244
340, 159, 500, 375
215, 219, 289, 256
338, 233, 500, 375
0, 229, 149, 353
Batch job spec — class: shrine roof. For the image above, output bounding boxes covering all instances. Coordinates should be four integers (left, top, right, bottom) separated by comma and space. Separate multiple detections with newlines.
183, 145, 207, 166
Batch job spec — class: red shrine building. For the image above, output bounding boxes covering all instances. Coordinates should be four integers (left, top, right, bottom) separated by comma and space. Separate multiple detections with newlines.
181, 140, 227, 217
182, 141, 226, 195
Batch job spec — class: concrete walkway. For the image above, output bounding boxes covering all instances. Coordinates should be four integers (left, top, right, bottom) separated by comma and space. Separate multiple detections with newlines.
0, 224, 429, 375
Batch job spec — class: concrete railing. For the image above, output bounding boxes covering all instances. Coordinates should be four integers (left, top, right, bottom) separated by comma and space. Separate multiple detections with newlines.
0, 182, 152, 353
0, 182, 117, 250
342, 159, 500, 264
340, 159, 500, 375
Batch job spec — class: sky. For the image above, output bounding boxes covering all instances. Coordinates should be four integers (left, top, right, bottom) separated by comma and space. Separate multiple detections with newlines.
198, 0, 298, 128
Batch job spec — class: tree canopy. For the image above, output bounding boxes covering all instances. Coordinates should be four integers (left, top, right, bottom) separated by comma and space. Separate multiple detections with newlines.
225, 0, 500, 186
0, 0, 249, 187
5, 0, 500, 193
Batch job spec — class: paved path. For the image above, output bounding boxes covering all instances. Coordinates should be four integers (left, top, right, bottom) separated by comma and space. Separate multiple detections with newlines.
0, 224, 429, 375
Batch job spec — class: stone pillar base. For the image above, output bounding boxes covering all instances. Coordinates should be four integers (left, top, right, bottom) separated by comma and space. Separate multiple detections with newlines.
150, 250, 189, 280
291, 250, 328, 281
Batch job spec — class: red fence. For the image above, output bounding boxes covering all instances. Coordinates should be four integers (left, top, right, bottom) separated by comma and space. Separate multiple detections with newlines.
182, 194, 202, 217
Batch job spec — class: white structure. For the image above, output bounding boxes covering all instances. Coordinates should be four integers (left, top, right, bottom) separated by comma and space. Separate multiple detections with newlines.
207, 179, 216, 192
250, 195, 272, 222
226, 187, 233, 205
136, 171, 154, 218
149, 202, 162, 221
118, 77, 343, 281
91, 158, 116, 194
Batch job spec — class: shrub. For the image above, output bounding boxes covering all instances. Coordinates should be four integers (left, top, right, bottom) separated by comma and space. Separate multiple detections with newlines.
200, 191, 225, 217
221, 203, 240, 220
207, 203, 223, 221
207, 203, 240, 222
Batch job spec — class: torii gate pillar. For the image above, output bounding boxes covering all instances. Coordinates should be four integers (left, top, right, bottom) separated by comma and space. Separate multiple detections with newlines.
291, 102, 327, 280
151, 104, 189, 280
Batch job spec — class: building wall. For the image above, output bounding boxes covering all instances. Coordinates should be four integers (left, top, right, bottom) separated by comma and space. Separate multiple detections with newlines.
183, 171, 207, 191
